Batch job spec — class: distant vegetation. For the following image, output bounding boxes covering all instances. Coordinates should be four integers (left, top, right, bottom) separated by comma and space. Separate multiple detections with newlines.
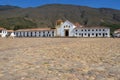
0, 17, 37, 30
100, 22, 120, 33
0, 5, 20, 11
0, 4, 120, 31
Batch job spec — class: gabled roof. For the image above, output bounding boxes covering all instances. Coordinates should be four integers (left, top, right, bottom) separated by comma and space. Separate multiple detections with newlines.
74, 26, 109, 29
114, 29, 120, 33
74, 22, 81, 27
64, 20, 75, 26
115, 32, 120, 34
115, 29, 120, 31
7, 30, 14, 32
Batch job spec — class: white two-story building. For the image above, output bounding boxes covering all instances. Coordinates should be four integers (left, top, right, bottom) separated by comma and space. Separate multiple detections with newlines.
55, 20, 110, 37
13, 20, 110, 38
0, 27, 7, 37
73, 27, 110, 37
113, 29, 120, 37
14, 28, 55, 37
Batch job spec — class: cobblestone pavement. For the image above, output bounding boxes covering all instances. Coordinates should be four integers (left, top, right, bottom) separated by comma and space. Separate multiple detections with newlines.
0, 38, 120, 80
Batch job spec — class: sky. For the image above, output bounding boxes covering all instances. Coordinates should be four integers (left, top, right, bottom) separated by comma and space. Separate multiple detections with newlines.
0, 0, 120, 10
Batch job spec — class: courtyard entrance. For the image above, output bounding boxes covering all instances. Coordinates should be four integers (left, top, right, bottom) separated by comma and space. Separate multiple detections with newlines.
64, 30, 69, 37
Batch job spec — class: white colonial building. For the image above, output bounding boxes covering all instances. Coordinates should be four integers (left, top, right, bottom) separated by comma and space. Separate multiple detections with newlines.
14, 28, 55, 37
113, 29, 120, 37
13, 20, 110, 38
0, 27, 7, 37
56, 20, 76, 37
73, 27, 110, 37
55, 20, 110, 37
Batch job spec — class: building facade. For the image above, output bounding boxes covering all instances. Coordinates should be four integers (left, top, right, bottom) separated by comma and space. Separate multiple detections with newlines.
0, 20, 110, 38
113, 29, 120, 37
14, 28, 55, 37
73, 27, 110, 37
55, 20, 110, 37
0, 27, 7, 37
56, 20, 76, 37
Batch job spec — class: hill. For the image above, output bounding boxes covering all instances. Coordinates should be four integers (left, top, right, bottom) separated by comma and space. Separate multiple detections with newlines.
0, 5, 20, 11
0, 4, 120, 32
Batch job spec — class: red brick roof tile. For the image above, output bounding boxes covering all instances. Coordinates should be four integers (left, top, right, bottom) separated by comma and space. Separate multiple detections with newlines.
15, 28, 55, 32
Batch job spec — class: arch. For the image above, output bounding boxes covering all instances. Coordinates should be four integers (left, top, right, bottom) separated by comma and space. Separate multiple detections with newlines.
64, 30, 69, 37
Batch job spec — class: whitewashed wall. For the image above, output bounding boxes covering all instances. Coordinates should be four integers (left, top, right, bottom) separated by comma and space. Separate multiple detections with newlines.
0, 30, 7, 37
56, 20, 76, 37
14, 20, 110, 38
74, 28, 110, 37
15, 30, 55, 37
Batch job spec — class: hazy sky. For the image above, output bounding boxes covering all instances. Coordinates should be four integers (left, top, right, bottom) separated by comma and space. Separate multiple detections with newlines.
0, 0, 120, 10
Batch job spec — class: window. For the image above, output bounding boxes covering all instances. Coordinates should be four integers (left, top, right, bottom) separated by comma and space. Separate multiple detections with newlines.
99, 29, 101, 31
39, 32, 41, 36
92, 33, 94, 35
92, 29, 94, 31
52, 31, 54, 36
0, 30, 2, 33
103, 29, 105, 31
43, 32, 45, 36
96, 29, 98, 31
19, 32, 21, 36
16, 33, 18, 36
30, 32, 32, 36
85, 29, 87, 31
88, 29, 90, 31
99, 33, 101, 35
69, 26, 70, 28
85, 33, 86, 35
96, 33, 98, 37
88, 33, 90, 37
81, 29, 83, 31
47, 34, 49, 37
106, 33, 108, 35
81, 33, 83, 37
76, 33, 77, 35
35, 32, 36, 36
76, 30, 77, 32
79, 33, 81, 35
43, 34, 45, 37
2, 30, 4, 33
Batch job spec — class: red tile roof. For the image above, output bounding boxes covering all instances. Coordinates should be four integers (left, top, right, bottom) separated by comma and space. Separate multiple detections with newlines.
114, 29, 120, 33
74, 22, 81, 27
15, 28, 55, 32
115, 29, 120, 31
7, 30, 14, 32
75, 26, 109, 29
0, 27, 4, 30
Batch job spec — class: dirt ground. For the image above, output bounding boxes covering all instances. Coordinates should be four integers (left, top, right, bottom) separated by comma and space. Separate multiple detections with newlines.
0, 38, 120, 80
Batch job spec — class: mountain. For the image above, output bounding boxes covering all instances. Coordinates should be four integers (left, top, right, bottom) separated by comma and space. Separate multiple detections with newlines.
0, 5, 20, 11
0, 4, 120, 32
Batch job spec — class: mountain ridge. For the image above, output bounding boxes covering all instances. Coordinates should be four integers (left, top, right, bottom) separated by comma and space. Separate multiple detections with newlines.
1, 4, 120, 10
0, 4, 120, 32
0, 5, 20, 11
